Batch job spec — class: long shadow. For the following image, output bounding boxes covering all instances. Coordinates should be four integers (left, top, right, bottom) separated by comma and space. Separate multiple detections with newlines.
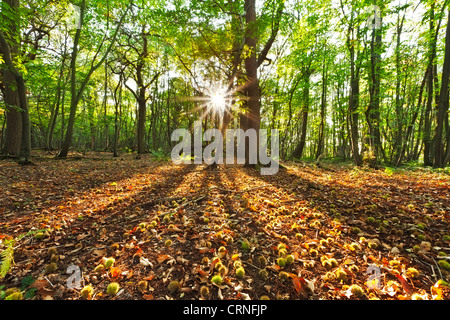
239, 163, 449, 237
0, 154, 167, 220
0, 159, 204, 294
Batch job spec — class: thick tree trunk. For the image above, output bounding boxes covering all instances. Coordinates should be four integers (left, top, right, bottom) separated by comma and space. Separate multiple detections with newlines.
1, 0, 21, 157
240, 0, 260, 166
2, 70, 22, 156
292, 72, 310, 159
367, 13, 385, 163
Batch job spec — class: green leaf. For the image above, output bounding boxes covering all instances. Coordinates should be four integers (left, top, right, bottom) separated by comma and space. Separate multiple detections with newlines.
0, 240, 15, 279
21, 275, 35, 290
24, 288, 37, 300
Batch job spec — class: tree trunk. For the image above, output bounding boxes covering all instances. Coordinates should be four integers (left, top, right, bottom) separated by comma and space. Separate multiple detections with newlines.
433, 9, 450, 168
396, 68, 428, 166
316, 58, 327, 160
1, 0, 21, 157
347, 26, 362, 166
292, 71, 311, 159
423, 1, 441, 166
58, 0, 129, 158
366, 11, 384, 163
424, 66, 434, 166
58, 0, 85, 158
393, 10, 406, 165
241, 0, 260, 166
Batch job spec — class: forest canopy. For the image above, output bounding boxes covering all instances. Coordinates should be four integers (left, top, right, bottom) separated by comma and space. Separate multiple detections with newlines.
0, 0, 450, 167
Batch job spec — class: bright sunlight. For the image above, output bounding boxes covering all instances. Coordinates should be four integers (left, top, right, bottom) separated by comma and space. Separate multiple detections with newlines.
203, 86, 232, 118
210, 91, 227, 112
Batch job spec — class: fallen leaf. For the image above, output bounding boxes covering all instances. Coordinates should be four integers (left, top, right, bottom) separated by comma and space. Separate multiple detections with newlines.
157, 254, 170, 263
143, 274, 155, 281
395, 274, 413, 295
140, 256, 153, 267
92, 249, 107, 257
110, 267, 121, 278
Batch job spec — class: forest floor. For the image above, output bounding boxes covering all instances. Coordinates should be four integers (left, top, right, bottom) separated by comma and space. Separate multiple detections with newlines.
0, 151, 449, 301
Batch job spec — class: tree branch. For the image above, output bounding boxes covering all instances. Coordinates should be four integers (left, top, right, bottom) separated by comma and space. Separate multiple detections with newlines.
257, 0, 285, 68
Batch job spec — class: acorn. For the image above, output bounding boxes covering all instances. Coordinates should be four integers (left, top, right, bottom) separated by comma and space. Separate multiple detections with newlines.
406, 267, 420, 278
348, 265, 359, 273
328, 258, 338, 268
335, 269, 348, 283
309, 249, 318, 257
201, 257, 210, 266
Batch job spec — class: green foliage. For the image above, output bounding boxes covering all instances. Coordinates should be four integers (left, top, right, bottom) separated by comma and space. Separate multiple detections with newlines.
150, 149, 171, 162
0, 239, 15, 279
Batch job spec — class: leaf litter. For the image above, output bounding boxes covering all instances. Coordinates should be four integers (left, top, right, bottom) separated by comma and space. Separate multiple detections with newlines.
0, 153, 449, 300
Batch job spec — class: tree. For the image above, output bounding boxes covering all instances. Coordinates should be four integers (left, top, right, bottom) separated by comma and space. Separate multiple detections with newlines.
366, 1, 386, 164
57, 0, 131, 158
434, 8, 450, 167
0, 0, 31, 164
340, 0, 365, 166
117, 8, 161, 157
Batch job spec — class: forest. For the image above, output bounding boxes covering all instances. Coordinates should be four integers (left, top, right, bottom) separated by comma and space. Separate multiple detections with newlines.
0, 0, 449, 302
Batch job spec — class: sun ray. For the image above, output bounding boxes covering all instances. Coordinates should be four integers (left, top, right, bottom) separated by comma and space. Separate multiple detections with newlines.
178, 83, 237, 120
